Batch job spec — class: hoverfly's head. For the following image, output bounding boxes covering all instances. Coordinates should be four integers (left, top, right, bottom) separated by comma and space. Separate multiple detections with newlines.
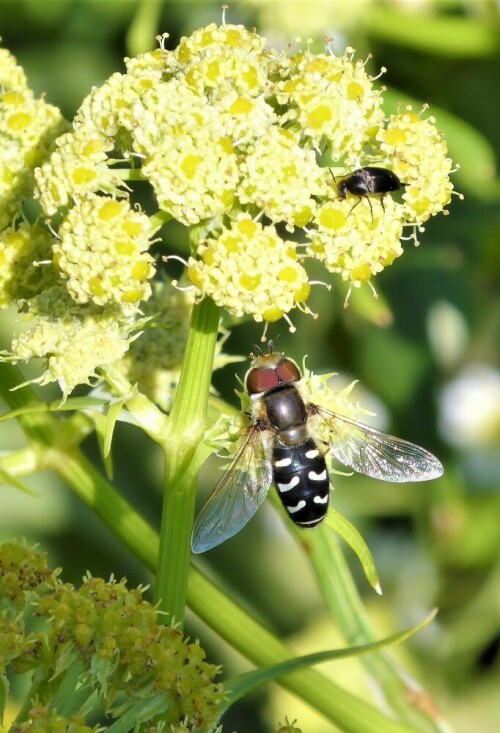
245, 349, 302, 395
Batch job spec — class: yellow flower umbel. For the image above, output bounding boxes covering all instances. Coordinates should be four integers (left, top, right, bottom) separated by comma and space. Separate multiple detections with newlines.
54, 194, 157, 309
188, 216, 311, 327
1, 21, 456, 396
0, 48, 67, 229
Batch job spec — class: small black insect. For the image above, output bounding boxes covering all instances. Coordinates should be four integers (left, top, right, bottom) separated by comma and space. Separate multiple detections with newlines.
336, 166, 405, 220
191, 344, 443, 553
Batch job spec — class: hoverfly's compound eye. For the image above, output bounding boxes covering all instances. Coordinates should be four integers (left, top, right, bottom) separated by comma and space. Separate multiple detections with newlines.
246, 357, 302, 394
275, 358, 301, 385
246, 367, 280, 394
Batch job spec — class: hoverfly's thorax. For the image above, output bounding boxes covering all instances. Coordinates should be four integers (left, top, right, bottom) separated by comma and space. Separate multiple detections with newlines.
263, 385, 307, 432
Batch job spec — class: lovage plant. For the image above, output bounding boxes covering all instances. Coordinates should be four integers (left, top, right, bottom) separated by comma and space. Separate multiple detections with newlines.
0, 18, 454, 733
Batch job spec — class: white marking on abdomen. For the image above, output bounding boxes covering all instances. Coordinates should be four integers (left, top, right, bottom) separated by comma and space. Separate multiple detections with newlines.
277, 475, 300, 493
305, 448, 320, 459
299, 517, 323, 525
275, 456, 292, 468
287, 500, 306, 514
313, 494, 329, 504
308, 469, 328, 481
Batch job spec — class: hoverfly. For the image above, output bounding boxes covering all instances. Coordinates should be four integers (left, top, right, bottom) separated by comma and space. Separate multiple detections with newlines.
191, 345, 443, 553
335, 166, 406, 220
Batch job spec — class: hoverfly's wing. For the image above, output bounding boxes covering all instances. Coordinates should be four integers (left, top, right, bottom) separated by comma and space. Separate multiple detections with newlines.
191, 426, 273, 553
313, 406, 443, 483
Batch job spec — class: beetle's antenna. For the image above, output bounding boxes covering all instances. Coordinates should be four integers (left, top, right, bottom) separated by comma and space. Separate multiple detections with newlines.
251, 343, 264, 358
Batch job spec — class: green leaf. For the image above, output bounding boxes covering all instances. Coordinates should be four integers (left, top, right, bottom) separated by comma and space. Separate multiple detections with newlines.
0, 674, 8, 724
366, 7, 500, 58
221, 609, 437, 714
104, 399, 126, 458
0, 467, 36, 496
49, 656, 90, 717
325, 507, 381, 593
105, 693, 171, 733
0, 397, 110, 424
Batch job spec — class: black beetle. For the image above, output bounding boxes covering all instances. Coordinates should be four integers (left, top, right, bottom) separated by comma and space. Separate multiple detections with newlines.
335, 166, 405, 220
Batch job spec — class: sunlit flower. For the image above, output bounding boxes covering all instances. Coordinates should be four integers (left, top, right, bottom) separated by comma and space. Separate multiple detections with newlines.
276, 50, 385, 162
0, 50, 67, 229
378, 108, 454, 224
307, 195, 404, 286
188, 217, 311, 325
7, 292, 137, 398
54, 194, 157, 309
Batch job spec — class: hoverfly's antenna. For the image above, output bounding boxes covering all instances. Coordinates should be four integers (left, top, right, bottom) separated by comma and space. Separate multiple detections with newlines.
268, 334, 280, 353
250, 343, 265, 359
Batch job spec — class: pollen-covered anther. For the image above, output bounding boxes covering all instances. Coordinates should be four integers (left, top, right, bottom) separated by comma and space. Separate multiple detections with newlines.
187, 216, 312, 324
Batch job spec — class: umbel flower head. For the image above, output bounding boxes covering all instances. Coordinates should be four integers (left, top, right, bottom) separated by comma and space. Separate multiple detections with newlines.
0, 541, 224, 732
1, 20, 456, 397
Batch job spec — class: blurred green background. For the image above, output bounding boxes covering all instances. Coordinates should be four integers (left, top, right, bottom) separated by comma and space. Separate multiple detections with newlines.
1, 1, 499, 732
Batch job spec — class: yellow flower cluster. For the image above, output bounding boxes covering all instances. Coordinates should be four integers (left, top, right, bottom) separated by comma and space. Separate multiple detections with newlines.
10, 300, 135, 398
0, 222, 57, 306
54, 194, 157, 308
188, 217, 310, 324
0, 48, 67, 229
34, 130, 119, 215
1, 20, 456, 395
378, 108, 454, 223
308, 195, 404, 284
32, 23, 455, 326
239, 126, 327, 229
276, 50, 385, 162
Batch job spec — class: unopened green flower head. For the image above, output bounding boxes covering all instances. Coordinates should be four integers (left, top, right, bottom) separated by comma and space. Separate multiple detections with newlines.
10, 709, 99, 733
276, 718, 303, 733
0, 541, 55, 609
1, 541, 224, 732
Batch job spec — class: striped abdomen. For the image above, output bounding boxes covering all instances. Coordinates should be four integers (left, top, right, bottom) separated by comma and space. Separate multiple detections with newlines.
273, 437, 330, 527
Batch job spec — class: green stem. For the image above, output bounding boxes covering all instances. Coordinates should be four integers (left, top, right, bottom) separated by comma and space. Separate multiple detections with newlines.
305, 526, 444, 733
155, 297, 220, 624
48, 448, 414, 733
